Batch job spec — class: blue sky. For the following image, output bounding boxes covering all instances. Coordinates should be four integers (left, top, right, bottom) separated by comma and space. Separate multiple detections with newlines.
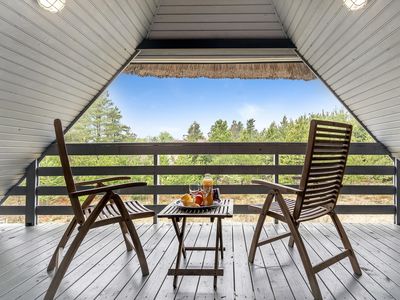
108, 74, 343, 139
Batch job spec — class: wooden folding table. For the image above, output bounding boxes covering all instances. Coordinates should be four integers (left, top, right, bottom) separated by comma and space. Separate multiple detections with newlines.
158, 199, 234, 289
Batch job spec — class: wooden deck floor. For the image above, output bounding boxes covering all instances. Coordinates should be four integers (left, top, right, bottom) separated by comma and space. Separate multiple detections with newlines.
0, 222, 400, 299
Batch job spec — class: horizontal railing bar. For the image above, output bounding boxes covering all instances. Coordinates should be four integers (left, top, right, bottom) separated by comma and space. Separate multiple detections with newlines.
7, 184, 395, 196
24, 184, 394, 196
0, 205, 395, 215
37, 165, 395, 176
0, 206, 25, 215
44, 142, 388, 156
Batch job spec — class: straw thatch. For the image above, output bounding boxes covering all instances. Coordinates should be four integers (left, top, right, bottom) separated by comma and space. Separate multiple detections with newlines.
124, 63, 316, 80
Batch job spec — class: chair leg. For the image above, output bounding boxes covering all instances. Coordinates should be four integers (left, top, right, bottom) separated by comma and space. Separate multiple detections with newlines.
119, 221, 134, 251
45, 192, 110, 300
112, 194, 149, 276
124, 219, 149, 276
288, 222, 299, 248
275, 192, 322, 300
330, 212, 362, 275
47, 218, 77, 271
44, 220, 90, 300
248, 192, 274, 263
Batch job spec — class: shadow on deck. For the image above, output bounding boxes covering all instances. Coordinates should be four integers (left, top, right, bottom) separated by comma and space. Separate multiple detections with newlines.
0, 222, 399, 299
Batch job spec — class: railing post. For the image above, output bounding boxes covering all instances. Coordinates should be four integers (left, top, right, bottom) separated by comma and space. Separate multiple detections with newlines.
153, 154, 159, 224
273, 154, 279, 224
25, 159, 38, 226
394, 159, 400, 225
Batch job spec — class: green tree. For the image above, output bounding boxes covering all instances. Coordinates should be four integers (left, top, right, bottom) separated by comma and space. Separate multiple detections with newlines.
208, 119, 231, 142
241, 118, 258, 141
230, 120, 244, 140
66, 92, 135, 143
153, 131, 174, 142
185, 121, 204, 142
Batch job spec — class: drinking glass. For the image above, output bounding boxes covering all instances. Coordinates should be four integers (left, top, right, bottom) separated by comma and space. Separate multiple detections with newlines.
189, 184, 200, 197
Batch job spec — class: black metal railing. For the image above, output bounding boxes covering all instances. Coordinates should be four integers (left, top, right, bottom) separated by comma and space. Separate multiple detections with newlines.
1, 142, 399, 225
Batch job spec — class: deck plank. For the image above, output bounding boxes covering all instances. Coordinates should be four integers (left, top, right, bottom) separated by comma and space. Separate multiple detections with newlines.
300, 224, 368, 300
242, 224, 275, 300
316, 224, 399, 300
233, 224, 256, 299
153, 223, 203, 300
1, 225, 116, 299
0, 224, 63, 255
278, 224, 346, 300
78, 224, 172, 299
58, 224, 157, 299
196, 223, 235, 300
0, 223, 399, 299
254, 224, 295, 300
175, 222, 214, 300
319, 224, 394, 299
264, 225, 314, 300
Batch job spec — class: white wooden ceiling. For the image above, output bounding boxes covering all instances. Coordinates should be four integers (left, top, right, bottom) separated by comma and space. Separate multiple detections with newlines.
134, 0, 298, 63
0, 0, 157, 198
148, 0, 287, 39
272, 0, 400, 156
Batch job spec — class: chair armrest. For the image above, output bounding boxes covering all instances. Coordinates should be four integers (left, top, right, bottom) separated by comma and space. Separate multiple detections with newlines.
70, 182, 147, 197
252, 179, 303, 194
75, 176, 131, 186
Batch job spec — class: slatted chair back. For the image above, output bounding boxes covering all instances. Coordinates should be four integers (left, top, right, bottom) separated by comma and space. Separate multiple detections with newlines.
293, 120, 352, 220
54, 119, 85, 224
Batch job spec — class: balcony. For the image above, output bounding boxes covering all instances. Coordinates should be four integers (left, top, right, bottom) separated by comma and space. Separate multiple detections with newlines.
0, 142, 397, 224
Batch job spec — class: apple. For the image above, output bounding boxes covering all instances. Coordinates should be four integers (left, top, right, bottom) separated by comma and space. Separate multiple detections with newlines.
195, 193, 203, 205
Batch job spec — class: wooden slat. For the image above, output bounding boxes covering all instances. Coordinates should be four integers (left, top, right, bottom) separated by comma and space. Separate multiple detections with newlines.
263, 225, 314, 299
298, 224, 372, 300
1, 223, 400, 299
172, 223, 214, 298
53, 224, 158, 299
0, 225, 116, 298
80, 223, 173, 299
313, 224, 399, 300
153, 223, 203, 299
37, 164, 396, 176
44, 142, 388, 156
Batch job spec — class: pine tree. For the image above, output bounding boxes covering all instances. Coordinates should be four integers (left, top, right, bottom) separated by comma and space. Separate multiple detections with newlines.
66, 92, 136, 143
230, 120, 244, 140
185, 121, 204, 142
241, 118, 258, 141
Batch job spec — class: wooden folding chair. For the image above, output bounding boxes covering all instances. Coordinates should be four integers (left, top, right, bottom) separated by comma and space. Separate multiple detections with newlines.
44, 119, 155, 300
248, 120, 362, 300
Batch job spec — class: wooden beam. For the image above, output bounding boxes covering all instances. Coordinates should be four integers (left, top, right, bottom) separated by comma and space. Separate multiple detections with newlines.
0, 204, 395, 216
37, 165, 395, 177
4, 184, 394, 197
395, 159, 400, 225
137, 39, 296, 50
25, 160, 38, 226
44, 142, 388, 156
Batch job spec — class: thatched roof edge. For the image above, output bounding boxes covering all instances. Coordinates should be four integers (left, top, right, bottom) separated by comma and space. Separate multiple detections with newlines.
124, 63, 316, 80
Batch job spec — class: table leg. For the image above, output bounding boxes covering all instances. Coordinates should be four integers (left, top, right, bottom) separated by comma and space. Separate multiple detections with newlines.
214, 218, 221, 289
173, 217, 186, 288
172, 217, 186, 259
218, 218, 224, 259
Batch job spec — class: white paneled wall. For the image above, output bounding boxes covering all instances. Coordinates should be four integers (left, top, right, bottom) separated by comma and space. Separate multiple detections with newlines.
273, 0, 400, 156
0, 0, 158, 197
